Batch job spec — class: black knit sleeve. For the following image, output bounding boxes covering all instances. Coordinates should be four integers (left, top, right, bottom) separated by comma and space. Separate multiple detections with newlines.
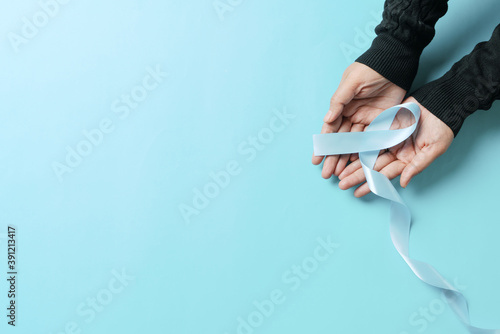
411, 24, 500, 137
355, 0, 449, 91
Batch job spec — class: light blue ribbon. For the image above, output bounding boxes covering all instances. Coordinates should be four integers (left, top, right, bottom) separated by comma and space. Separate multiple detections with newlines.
313, 102, 499, 333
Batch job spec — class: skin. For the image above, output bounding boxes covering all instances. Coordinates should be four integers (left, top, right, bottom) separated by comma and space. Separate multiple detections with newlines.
337, 97, 454, 197
312, 62, 406, 178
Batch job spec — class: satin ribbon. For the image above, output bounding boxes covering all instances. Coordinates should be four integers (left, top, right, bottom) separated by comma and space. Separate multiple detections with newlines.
313, 102, 499, 334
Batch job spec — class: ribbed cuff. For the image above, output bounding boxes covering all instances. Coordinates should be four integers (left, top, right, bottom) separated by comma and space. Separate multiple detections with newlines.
411, 73, 477, 137
355, 34, 422, 91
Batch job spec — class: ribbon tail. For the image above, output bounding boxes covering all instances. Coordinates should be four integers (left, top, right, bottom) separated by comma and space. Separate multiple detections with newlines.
313, 102, 500, 333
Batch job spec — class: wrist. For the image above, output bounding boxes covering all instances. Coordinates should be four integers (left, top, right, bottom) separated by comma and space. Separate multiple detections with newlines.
411, 73, 478, 137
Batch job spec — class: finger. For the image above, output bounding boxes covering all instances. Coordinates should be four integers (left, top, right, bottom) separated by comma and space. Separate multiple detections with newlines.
349, 123, 365, 162
312, 118, 343, 165
321, 154, 340, 179
311, 153, 324, 165
334, 154, 350, 177
400, 147, 436, 188
338, 158, 361, 180
322, 117, 350, 178
332, 118, 352, 176
353, 160, 406, 197
324, 81, 356, 123
338, 152, 396, 190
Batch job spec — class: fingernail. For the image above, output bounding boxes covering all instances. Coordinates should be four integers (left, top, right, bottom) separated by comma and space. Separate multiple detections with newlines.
324, 110, 333, 122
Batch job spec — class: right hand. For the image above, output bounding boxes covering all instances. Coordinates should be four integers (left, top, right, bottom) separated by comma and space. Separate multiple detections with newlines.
312, 62, 406, 178
337, 97, 454, 197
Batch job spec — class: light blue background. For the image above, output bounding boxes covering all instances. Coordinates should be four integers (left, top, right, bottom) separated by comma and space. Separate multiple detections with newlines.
0, 0, 499, 333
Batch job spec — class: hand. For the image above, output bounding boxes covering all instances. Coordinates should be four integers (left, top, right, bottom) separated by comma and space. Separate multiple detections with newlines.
337, 97, 454, 197
312, 62, 406, 178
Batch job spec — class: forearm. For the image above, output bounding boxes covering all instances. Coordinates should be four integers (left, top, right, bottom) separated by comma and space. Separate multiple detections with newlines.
412, 24, 500, 137
356, 0, 449, 90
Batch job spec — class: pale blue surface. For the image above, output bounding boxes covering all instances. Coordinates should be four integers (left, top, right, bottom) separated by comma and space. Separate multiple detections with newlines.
0, 1, 499, 333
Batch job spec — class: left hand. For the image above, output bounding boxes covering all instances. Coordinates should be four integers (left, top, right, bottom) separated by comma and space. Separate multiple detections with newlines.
312, 62, 406, 178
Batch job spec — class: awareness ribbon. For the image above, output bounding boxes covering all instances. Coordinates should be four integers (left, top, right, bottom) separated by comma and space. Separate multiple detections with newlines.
313, 102, 499, 334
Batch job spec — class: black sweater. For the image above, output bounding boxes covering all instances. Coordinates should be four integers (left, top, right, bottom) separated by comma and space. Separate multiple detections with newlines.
355, 0, 500, 137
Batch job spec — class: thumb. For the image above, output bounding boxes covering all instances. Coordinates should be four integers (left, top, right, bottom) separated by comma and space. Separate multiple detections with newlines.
325, 81, 356, 123
400, 148, 437, 188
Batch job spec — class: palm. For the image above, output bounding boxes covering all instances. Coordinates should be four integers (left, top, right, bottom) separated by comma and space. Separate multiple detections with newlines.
343, 82, 406, 128
384, 107, 420, 168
